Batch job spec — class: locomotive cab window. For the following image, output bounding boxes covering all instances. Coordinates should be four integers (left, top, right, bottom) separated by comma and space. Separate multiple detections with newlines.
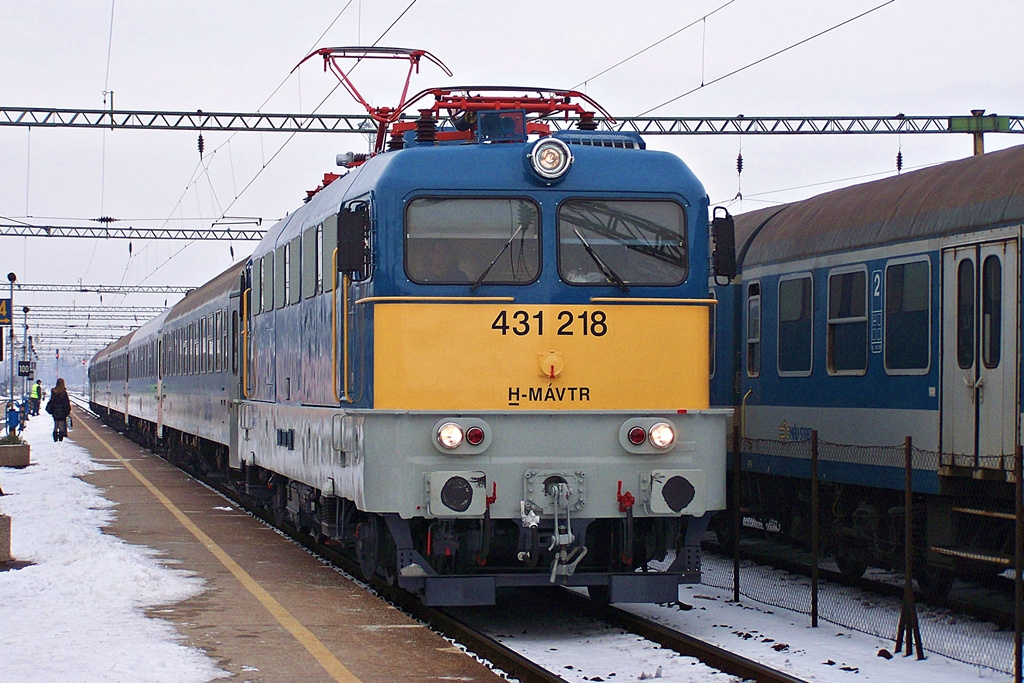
885, 258, 930, 373
827, 267, 867, 374
557, 199, 687, 286
405, 197, 539, 285
778, 275, 812, 375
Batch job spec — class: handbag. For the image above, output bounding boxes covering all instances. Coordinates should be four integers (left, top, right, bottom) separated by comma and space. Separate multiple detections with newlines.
67, 415, 73, 430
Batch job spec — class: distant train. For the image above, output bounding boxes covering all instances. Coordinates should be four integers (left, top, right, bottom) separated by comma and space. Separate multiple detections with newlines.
89, 76, 731, 605
711, 144, 1024, 594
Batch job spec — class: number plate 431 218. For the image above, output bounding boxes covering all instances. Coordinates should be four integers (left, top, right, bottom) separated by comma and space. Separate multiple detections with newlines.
490, 309, 607, 337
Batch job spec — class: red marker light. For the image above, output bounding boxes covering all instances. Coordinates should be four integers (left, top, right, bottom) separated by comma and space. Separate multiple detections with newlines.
628, 426, 647, 445
466, 426, 485, 446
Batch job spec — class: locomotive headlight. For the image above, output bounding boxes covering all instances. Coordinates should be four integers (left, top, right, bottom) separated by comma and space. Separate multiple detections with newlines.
529, 138, 573, 180
649, 422, 676, 449
437, 422, 464, 449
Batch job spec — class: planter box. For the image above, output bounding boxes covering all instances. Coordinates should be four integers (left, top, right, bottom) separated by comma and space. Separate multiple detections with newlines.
0, 443, 29, 468
0, 514, 10, 563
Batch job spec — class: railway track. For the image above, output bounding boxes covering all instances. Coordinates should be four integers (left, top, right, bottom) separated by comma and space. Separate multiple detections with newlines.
708, 534, 1016, 630
73, 396, 806, 683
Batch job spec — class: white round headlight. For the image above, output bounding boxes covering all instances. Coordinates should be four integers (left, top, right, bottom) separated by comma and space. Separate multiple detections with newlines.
437, 422, 464, 449
649, 422, 676, 449
529, 138, 573, 179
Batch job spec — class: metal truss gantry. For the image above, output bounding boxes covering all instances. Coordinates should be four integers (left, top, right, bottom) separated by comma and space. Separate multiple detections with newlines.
2, 106, 1022, 136
15, 283, 190, 295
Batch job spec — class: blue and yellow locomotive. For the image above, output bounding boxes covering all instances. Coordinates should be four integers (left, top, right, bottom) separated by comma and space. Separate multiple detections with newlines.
91, 69, 730, 605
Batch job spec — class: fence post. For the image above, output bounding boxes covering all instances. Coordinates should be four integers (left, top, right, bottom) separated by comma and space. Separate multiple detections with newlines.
1014, 444, 1022, 683
895, 435, 925, 659
732, 424, 741, 604
811, 429, 819, 628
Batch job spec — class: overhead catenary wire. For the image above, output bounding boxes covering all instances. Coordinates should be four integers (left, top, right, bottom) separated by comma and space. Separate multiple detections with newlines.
713, 159, 938, 207
129, 0, 422, 292
572, 0, 737, 91
639, 0, 897, 116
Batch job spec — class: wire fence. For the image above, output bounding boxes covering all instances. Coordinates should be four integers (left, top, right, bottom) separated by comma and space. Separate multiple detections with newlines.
701, 429, 1022, 676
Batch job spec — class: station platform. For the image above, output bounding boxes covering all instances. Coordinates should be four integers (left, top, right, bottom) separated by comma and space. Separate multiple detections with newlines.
72, 409, 503, 683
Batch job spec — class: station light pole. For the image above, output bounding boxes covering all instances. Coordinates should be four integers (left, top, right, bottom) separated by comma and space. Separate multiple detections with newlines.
22, 306, 29, 398
7, 272, 15, 404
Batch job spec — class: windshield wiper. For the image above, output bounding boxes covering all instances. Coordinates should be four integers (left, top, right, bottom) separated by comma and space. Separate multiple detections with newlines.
572, 227, 629, 293
471, 223, 526, 291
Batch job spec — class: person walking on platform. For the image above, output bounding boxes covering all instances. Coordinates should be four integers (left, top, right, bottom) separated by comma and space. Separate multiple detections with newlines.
45, 378, 71, 442
29, 379, 43, 416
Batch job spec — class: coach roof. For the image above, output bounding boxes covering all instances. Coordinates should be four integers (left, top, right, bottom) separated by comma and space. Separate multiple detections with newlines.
733, 143, 1024, 269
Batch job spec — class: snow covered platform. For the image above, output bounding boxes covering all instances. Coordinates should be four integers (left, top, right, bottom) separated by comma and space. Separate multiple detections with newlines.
0, 409, 503, 682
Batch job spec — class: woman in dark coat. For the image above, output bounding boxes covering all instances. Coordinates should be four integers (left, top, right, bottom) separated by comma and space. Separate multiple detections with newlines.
45, 377, 72, 442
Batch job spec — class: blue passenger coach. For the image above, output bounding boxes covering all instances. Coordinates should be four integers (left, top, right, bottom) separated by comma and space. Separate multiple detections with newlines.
711, 144, 1024, 591
91, 83, 732, 606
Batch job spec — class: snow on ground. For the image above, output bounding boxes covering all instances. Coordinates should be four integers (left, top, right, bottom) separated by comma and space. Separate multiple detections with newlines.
0, 412, 225, 683
0, 409, 1015, 682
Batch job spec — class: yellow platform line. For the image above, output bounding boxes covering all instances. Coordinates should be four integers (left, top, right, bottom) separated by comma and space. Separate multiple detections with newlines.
79, 416, 361, 683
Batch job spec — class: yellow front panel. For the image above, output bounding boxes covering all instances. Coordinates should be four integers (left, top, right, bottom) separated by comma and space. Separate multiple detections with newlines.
373, 303, 709, 411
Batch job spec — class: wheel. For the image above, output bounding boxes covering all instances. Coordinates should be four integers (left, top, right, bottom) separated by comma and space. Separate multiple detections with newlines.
835, 553, 867, 580
915, 564, 954, 599
587, 585, 611, 605
355, 520, 378, 582
712, 516, 737, 553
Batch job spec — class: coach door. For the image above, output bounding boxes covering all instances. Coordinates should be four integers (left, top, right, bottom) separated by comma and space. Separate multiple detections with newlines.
941, 238, 1020, 461
156, 339, 164, 438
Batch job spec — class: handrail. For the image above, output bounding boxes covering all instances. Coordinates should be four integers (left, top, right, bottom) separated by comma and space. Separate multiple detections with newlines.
241, 288, 252, 399
354, 295, 514, 305
343, 273, 351, 403
331, 250, 352, 404
589, 297, 718, 305
740, 388, 754, 440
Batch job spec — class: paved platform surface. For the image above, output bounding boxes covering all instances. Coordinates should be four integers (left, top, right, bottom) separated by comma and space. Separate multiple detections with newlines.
73, 409, 503, 683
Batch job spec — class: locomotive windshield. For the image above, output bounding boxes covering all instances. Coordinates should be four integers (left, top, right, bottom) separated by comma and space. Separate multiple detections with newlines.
557, 199, 688, 286
405, 197, 540, 285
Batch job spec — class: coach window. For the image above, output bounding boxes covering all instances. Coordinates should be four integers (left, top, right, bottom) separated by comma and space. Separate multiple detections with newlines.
558, 199, 687, 286
322, 215, 337, 292
827, 267, 868, 374
251, 259, 262, 314
231, 311, 239, 374
202, 317, 209, 373
885, 259, 930, 373
193, 320, 200, 374
405, 197, 540, 285
746, 282, 761, 377
778, 275, 812, 375
262, 252, 275, 312
206, 314, 213, 372
982, 255, 1002, 368
279, 243, 290, 307
302, 225, 318, 298
288, 236, 301, 305
956, 260, 975, 369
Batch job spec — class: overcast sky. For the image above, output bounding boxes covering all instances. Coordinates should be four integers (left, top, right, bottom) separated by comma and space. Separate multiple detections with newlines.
1, 0, 1022, 363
